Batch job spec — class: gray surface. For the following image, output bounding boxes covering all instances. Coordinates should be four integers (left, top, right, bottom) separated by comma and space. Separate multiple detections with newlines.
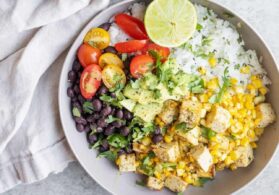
3, 0, 279, 195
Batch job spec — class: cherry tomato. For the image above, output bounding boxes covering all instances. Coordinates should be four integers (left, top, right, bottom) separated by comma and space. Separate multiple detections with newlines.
115, 40, 148, 53
80, 64, 102, 99
77, 44, 102, 68
83, 28, 110, 49
142, 43, 170, 61
130, 55, 155, 78
98, 53, 124, 69
115, 13, 148, 40
102, 65, 126, 89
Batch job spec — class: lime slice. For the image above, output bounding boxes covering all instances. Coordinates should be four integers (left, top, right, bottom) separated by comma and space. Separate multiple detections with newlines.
144, 0, 197, 47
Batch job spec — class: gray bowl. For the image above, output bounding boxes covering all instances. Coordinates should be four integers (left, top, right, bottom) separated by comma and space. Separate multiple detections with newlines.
58, 0, 279, 194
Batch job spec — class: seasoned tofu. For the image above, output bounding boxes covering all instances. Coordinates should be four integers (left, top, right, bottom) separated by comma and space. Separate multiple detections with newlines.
164, 175, 188, 193
234, 145, 254, 167
178, 100, 202, 128
146, 176, 164, 190
190, 145, 213, 172
256, 103, 276, 128
118, 154, 136, 172
157, 100, 180, 125
176, 126, 200, 146
206, 106, 231, 133
153, 142, 180, 162
132, 142, 150, 153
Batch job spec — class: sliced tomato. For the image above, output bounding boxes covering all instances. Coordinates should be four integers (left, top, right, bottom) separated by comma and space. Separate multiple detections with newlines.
115, 40, 148, 53
77, 44, 102, 68
99, 53, 124, 69
102, 65, 126, 89
115, 13, 148, 40
80, 64, 102, 99
83, 28, 110, 50
130, 55, 155, 78
142, 43, 170, 61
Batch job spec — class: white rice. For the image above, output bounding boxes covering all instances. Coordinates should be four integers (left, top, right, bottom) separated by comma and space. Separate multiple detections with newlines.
109, 3, 271, 87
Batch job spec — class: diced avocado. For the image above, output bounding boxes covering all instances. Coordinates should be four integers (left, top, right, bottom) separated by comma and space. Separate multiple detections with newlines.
161, 58, 180, 73
138, 90, 156, 105
123, 84, 141, 101
156, 83, 180, 102
140, 73, 158, 90
133, 103, 163, 122
120, 99, 136, 112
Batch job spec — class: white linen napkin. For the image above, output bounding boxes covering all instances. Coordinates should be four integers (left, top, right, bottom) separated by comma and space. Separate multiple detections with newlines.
0, 0, 110, 193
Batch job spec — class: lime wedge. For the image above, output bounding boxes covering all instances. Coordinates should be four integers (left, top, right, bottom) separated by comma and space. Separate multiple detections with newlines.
144, 0, 197, 47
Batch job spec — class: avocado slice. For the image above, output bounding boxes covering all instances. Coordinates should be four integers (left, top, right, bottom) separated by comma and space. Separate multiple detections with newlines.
120, 99, 136, 112
133, 103, 163, 122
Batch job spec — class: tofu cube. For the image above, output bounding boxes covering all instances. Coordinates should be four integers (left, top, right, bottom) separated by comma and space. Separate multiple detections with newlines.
153, 142, 180, 162
190, 145, 213, 172
132, 142, 150, 153
256, 103, 276, 128
176, 126, 200, 146
158, 100, 179, 125
178, 100, 202, 128
118, 154, 136, 172
164, 175, 188, 193
146, 176, 164, 190
235, 145, 254, 167
206, 106, 231, 133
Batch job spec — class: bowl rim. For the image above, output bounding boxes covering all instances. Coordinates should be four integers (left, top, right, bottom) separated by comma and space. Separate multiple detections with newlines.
58, 0, 279, 194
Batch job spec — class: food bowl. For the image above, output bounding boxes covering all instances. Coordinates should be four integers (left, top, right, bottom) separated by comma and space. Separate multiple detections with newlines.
58, 0, 279, 194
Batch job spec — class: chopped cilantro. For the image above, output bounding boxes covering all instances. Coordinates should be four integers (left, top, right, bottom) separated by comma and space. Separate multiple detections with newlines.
83, 101, 94, 114
100, 94, 122, 108
202, 36, 212, 46
107, 134, 128, 149
196, 23, 203, 31
201, 126, 216, 139
234, 64, 241, 70
188, 77, 205, 93
162, 162, 177, 169
98, 150, 117, 161
175, 122, 190, 132
198, 177, 212, 187
105, 115, 126, 124
72, 107, 81, 117
135, 180, 146, 187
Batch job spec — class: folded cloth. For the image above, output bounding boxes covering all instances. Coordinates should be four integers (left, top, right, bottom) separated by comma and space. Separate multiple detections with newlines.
0, 0, 110, 193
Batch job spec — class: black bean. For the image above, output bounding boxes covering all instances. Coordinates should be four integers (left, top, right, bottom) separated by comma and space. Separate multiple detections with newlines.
98, 85, 109, 95
104, 46, 117, 54
125, 144, 133, 153
123, 110, 133, 120
97, 118, 108, 128
72, 60, 81, 72
152, 134, 163, 144
74, 117, 87, 125
72, 101, 81, 110
104, 126, 115, 136
101, 139, 109, 150
67, 87, 75, 98
110, 108, 116, 116
112, 121, 122, 128
98, 22, 111, 31
101, 105, 112, 116
96, 127, 103, 133
73, 84, 80, 94
68, 70, 76, 82
92, 113, 100, 120
78, 94, 85, 104
154, 126, 161, 135
92, 99, 102, 111
87, 134, 98, 144
110, 92, 116, 98
116, 110, 123, 119
117, 149, 126, 156
120, 127, 130, 136
71, 96, 78, 102
84, 125, 91, 133
76, 123, 84, 132
86, 115, 96, 123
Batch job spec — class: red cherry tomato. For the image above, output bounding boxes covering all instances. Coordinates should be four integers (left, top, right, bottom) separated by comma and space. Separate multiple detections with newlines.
77, 44, 101, 68
142, 43, 170, 61
80, 64, 102, 99
115, 40, 148, 53
115, 13, 148, 40
130, 55, 155, 78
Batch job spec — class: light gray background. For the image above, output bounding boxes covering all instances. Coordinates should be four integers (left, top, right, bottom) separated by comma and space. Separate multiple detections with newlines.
3, 0, 279, 194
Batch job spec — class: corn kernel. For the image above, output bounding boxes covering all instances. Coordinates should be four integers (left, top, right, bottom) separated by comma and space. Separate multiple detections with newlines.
252, 79, 263, 88
240, 65, 250, 74
199, 94, 208, 103
255, 128, 264, 136
254, 95, 265, 105
240, 137, 249, 146
259, 87, 267, 95
178, 161, 186, 169
225, 156, 232, 166
116, 158, 120, 165
230, 151, 238, 161
209, 56, 217, 67
250, 142, 257, 148
207, 77, 219, 90
164, 134, 173, 143
177, 169, 185, 176
197, 66, 207, 75
230, 78, 238, 85
142, 136, 151, 146
154, 171, 161, 179
230, 164, 237, 171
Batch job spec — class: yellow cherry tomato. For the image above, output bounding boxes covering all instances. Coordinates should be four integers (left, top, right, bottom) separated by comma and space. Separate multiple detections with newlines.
102, 65, 126, 89
83, 28, 110, 49
98, 53, 124, 69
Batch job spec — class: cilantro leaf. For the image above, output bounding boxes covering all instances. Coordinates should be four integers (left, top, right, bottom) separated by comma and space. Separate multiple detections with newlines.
72, 107, 81, 117
196, 23, 203, 31
162, 162, 177, 169
175, 122, 190, 132
107, 134, 128, 149
100, 94, 122, 108
105, 115, 125, 124
201, 126, 216, 139
188, 77, 205, 93
198, 177, 212, 187
83, 101, 94, 114
98, 150, 117, 161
